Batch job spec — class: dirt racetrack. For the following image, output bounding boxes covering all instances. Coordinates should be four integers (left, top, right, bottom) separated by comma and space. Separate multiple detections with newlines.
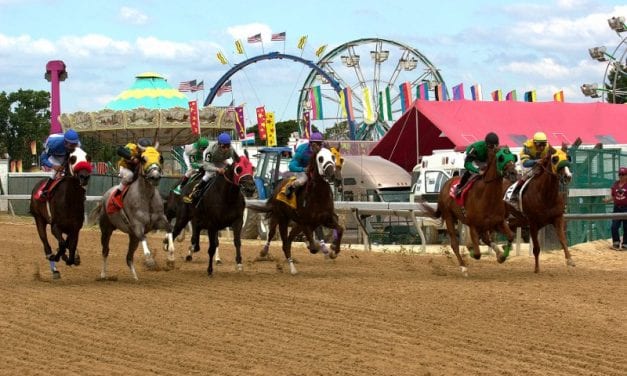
1, 215, 626, 375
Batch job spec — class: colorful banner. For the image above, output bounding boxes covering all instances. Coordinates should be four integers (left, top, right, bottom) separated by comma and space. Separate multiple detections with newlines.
553, 90, 564, 102
470, 84, 482, 101
188, 100, 200, 136
362, 86, 375, 124
303, 111, 311, 139
399, 82, 412, 113
378, 87, 393, 121
491, 89, 503, 101
234, 106, 246, 139
339, 87, 355, 122
256, 106, 267, 140
434, 84, 448, 101
235, 40, 245, 54
416, 82, 429, 100
309, 86, 323, 120
524, 90, 537, 102
297, 35, 308, 50
452, 83, 464, 100
265, 112, 277, 147
506, 90, 517, 101
216, 51, 228, 65
315, 44, 327, 57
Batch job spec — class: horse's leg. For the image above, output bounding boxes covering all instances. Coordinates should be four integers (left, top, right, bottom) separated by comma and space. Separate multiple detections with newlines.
154, 213, 175, 265
445, 217, 467, 276
65, 229, 79, 266
490, 221, 515, 263
279, 220, 297, 275
554, 216, 575, 268
100, 221, 114, 280
49, 223, 67, 263
529, 225, 541, 273
34, 215, 59, 279
326, 215, 344, 259
232, 218, 244, 272
260, 216, 278, 259
467, 226, 482, 261
126, 236, 141, 280
187, 221, 201, 262
207, 231, 219, 276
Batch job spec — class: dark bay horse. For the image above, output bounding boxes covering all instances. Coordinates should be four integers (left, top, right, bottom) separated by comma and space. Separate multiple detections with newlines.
421, 146, 518, 276
30, 147, 92, 279
170, 156, 256, 276
247, 148, 344, 275
91, 146, 175, 280
505, 145, 574, 273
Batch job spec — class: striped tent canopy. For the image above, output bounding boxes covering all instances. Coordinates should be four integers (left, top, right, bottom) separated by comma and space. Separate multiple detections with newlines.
106, 72, 188, 110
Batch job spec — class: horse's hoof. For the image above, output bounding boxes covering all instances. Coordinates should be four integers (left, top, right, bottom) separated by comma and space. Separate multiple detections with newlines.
309, 247, 319, 254
144, 258, 156, 270
216, 259, 223, 265
236, 264, 243, 272
166, 260, 175, 269
566, 259, 576, 267
65, 258, 75, 266
74, 255, 81, 266
207, 268, 213, 276
328, 251, 337, 260
497, 255, 507, 264
185, 255, 193, 262
52, 271, 61, 280
471, 253, 481, 260
61, 254, 68, 262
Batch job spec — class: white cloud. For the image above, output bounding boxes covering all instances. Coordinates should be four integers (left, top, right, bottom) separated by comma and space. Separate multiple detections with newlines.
119, 6, 148, 25
226, 23, 273, 45
135, 37, 210, 60
0, 34, 56, 55
58, 34, 133, 58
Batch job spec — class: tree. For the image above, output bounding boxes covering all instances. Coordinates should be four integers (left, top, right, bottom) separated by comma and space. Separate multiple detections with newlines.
605, 64, 627, 104
246, 119, 300, 146
0, 90, 51, 165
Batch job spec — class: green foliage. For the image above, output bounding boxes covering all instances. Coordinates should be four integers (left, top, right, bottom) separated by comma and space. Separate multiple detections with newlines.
605, 64, 627, 104
246, 119, 300, 146
80, 135, 118, 165
0, 90, 51, 163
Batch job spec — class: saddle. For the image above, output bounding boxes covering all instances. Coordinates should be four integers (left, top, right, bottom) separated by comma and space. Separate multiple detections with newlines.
106, 185, 130, 214
276, 177, 298, 209
33, 178, 64, 202
450, 175, 480, 207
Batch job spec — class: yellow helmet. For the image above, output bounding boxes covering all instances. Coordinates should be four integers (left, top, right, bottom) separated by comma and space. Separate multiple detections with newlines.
533, 132, 547, 144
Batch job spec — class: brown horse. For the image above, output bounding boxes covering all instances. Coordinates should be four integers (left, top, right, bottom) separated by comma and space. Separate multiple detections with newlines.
421, 146, 518, 276
505, 144, 574, 273
30, 147, 92, 279
247, 147, 344, 275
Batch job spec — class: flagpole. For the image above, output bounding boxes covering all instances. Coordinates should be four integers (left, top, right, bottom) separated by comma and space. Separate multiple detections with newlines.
261, 38, 265, 54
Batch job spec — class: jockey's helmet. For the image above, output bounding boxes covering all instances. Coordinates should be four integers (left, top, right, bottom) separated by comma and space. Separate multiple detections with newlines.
197, 137, 209, 149
484, 132, 499, 147
217, 132, 231, 146
64, 129, 80, 144
310, 132, 324, 143
533, 132, 548, 144
137, 138, 152, 151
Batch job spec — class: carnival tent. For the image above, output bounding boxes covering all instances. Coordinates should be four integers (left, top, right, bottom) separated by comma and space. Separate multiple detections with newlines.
369, 100, 627, 172
106, 72, 188, 110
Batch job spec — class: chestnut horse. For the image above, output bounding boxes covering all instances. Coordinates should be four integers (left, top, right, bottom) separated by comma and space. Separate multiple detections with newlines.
505, 144, 574, 273
247, 148, 344, 275
30, 147, 92, 279
421, 146, 518, 276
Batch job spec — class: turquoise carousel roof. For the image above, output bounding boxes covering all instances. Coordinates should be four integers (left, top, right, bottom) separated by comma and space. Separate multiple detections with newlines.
106, 72, 188, 110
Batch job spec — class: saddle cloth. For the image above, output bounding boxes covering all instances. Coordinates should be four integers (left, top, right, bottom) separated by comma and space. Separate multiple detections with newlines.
503, 178, 533, 212
106, 185, 130, 215
276, 177, 297, 209
449, 176, 479, 207
33, 178, 63, 202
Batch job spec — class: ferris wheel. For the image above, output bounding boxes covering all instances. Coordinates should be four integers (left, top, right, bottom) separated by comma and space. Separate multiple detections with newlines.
297, 38, 446, 141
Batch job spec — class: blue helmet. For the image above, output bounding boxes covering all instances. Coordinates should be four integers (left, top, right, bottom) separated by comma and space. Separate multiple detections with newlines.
64, 129, 80, 144
217, 133, 231, 145
310, 132, 324, 142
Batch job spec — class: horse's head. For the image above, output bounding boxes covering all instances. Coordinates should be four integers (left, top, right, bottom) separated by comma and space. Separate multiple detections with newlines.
231, 156, 256, 197
140, 146, 163, 186
68, 147, 92, 187
496, 147, 519, 183
314, 148, 336, 182
329, 145, 344, 191
551, 144, 572, 185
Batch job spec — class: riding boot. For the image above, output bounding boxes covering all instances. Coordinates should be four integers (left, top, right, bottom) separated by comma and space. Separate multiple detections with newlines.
39, 178, 53, 200
509, 182, 522, 205
173, 176, 189, 195
184, 179, 208, 204
456, 172, 470, 197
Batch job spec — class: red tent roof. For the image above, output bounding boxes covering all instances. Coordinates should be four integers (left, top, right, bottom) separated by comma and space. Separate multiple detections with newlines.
370, 100, 627, 172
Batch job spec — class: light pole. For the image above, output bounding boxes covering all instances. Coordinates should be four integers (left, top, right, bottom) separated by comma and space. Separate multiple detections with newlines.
581, 16, 627, 103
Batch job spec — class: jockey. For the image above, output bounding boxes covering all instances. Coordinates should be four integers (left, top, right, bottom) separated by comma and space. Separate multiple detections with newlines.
455, 132, 499, 197
183, 132, 240, 204
172, 136, 209, 195
38, 129, 81, 199
284, 131, 325, 198
113, 138, 152, 200
508, 131, 551, 204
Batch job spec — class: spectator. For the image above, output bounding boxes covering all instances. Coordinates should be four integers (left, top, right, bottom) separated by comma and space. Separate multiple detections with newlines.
604, 166, 627, 250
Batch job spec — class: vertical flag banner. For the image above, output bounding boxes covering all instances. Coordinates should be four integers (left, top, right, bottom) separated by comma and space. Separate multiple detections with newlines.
303, 111, 312, 139
234, 106, 246, 139
309, 86, 323, 120
297, 35, 308, 50
399, 82, 412, 113
416, 82, 429, 100
256, 106, 267, 140
553, 90, 564, 102
491, 89, 503, 101
315, 44, 327, 57
235, 40, 245, 54
434, 84, 448, 101
216, 52, 228, 65
524, 90, 537, 102
452, 83, 465, 100
470, 84, 483, 101
340, 87, 355, 122
378, 87, 393, 121
188, 100, 200, 136
265, 112, 277, 147
505, 90, 517, 101
271, 32, 286, 41
362, 86, 375, 124
247, 33, 262, 43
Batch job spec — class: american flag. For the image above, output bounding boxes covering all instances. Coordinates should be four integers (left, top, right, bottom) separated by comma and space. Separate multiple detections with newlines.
247, 33, 262, 43
217, 80, 232, 97
192, 80, 204, 92
271, 32, 286, 41
178, 80, 196, 92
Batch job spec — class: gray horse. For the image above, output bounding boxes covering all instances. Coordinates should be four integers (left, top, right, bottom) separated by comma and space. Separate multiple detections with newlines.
91, 146, 175, 280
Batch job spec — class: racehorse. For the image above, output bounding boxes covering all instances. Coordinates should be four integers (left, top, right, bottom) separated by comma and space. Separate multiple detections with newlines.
30, 147, 92, 279
247, 147, 344, 275
505, 144, 574, 273
328, 145, 344, 198
91, 146, 175, 280
169, 156, 256, 276
420, 146, 518, 276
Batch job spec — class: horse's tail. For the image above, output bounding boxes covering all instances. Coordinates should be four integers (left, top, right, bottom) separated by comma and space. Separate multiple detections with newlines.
246, 200, 272, 213
417, 200, 441, 219
88, 202, 103, 225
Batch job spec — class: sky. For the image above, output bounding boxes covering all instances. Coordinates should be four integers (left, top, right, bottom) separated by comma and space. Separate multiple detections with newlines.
0, 0, 625, 132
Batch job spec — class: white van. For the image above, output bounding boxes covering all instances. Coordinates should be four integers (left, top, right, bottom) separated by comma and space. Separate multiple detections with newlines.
340, 155, 412, 202
411, 150, 465, 203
